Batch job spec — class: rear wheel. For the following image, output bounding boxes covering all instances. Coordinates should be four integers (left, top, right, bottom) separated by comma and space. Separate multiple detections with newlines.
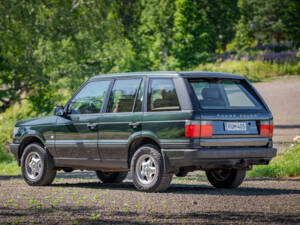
21, 143, 56, 186
95, 171, 128, 183
131, 144, 173, 192
206, 168, 246, 188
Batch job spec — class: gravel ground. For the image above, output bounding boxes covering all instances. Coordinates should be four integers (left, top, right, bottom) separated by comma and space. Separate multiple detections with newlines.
0, 172, 300, 225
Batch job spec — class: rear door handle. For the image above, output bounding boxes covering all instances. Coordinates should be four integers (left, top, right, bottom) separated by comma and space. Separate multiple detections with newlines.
129, 121, 141, 128
87, 123, 97, 130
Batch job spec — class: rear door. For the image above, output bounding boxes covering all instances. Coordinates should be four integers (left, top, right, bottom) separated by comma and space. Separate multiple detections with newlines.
142, 78, 189, 150
188, 79, 273, 147
98, 78, 143, 169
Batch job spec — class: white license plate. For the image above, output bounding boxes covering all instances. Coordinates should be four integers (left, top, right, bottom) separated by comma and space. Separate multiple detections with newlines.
225, 122, 247, 131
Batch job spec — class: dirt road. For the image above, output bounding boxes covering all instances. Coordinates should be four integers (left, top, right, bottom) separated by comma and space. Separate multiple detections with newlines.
0, 172, 300, 225
254, 76, 300, 148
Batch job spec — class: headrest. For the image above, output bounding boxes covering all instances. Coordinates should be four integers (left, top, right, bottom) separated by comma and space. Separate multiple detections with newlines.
161, 90, 175, 100
202, 88, 220, 99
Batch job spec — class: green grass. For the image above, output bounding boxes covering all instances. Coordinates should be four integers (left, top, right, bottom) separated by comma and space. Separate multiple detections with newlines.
195, 60, 300, 82
248, 142, 300, 178
0, 160, 20, 176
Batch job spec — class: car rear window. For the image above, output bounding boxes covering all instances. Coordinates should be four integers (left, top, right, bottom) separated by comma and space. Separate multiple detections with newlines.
189, 79, 262, 109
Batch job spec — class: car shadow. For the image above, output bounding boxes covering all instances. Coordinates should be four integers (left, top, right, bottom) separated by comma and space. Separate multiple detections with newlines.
49, 181, 300, 196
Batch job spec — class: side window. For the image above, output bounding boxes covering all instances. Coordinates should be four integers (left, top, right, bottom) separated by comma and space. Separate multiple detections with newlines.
148, 78, 180, 112
107, 79, 141, 113
134, 79, 144, 112
69, 80, 111, 114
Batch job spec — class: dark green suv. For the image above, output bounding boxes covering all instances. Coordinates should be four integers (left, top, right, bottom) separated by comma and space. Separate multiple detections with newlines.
10, 71, 276, 192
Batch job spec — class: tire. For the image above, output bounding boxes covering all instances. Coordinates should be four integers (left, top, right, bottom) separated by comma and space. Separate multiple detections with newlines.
131, 144, 173, 192
21, 142, 57, 186
95, 171, 128, 183
206, 168, 246, 188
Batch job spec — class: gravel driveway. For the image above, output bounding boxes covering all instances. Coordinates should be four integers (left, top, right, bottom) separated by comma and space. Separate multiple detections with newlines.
1, 172, 300, 225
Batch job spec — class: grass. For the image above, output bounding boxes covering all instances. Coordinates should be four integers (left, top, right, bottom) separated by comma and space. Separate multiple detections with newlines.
194, 60, 300, 82
248, 141, 300, 178
0, 160, 20, 176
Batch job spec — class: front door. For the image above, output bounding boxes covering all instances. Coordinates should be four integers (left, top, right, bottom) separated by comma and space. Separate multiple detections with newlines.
55, 80, 111, 165
99, 78, 144, 169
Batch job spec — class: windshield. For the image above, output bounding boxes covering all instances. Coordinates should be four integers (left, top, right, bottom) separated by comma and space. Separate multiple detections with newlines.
189, 79, 263, 110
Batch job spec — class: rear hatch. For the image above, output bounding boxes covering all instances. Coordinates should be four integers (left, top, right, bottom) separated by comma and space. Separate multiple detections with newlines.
186, 78, 273, 148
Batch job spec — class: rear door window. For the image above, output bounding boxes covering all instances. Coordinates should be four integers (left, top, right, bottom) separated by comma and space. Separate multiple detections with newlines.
148, 78, 180, 112
189, 79, 262, 109
106, 79, 141, 113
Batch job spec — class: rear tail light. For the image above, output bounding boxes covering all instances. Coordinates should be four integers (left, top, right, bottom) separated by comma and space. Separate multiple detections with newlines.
259, 120, 273, 137
185, 121, 212, 138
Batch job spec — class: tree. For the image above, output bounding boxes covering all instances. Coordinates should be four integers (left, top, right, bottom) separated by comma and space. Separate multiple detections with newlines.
138, 0, 176, 70
172, 0, 213, 69
234, 0, 300, 48
0, 0, 139, 113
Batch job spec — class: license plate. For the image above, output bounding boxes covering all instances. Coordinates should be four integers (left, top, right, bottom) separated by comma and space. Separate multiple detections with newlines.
225, 122, 247, 131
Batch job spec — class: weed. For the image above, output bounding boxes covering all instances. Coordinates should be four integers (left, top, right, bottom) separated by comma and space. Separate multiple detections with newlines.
76, 200, 83, 205
54, 197, 64, 203
123, 203, 129, 212
29, 199, 37, 205
248, 142, 300, 177
34, 204, 42, 210
90, 194, 99, 203
148, 206, 154, 213
45, 196, 52, 200
11, 220, 19, 225
69, 193, 77, 199
89, 213, 101, 220
134, 204, 139, 210
73, 219, 79, 225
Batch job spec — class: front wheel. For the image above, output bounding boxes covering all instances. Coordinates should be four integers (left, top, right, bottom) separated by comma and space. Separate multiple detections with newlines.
95, 171, 128, 183
206, 168, 246, 188
21, 143, 57, 186
131, 144, 173, 192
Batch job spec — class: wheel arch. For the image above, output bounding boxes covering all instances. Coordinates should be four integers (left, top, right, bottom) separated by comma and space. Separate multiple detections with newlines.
18, 135, 45, 165
127, 136, 161, 168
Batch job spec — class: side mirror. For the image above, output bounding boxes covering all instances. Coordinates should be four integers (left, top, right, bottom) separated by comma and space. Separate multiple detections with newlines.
53, 106, 65, 117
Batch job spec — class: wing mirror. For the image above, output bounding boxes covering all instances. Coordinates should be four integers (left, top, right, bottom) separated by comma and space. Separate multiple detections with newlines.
53, 105, 65, 117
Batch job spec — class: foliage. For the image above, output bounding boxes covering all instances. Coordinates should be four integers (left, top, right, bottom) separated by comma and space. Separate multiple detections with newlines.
195, 60, 300, 82
232, 0, 300, 49
0, 161, 20, 176
248, 141, 300, 178
172, 0, 212, 69
1, 0, 299, 114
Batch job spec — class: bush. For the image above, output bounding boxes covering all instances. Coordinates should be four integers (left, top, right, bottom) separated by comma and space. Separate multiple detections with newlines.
194, 60, 300, 81
248, 141, 300, 178
0, 99, 37, 163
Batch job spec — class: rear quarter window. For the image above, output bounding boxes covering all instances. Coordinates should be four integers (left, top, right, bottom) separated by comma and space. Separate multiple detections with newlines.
189, 79, 263, 110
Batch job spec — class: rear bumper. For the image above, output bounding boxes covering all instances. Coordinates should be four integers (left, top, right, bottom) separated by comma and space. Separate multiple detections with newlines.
9, 144, 20, 162
162, 147, 277, 170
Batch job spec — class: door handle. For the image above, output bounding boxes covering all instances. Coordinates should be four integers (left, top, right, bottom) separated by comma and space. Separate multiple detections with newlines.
129, 121, 140, 128
87, 123, 97, 130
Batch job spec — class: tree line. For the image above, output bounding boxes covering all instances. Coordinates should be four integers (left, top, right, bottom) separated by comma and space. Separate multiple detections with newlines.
0, 0, 299, 113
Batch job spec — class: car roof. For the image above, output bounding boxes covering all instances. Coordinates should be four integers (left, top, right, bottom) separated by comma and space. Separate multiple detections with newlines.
89, 71, 244, 81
